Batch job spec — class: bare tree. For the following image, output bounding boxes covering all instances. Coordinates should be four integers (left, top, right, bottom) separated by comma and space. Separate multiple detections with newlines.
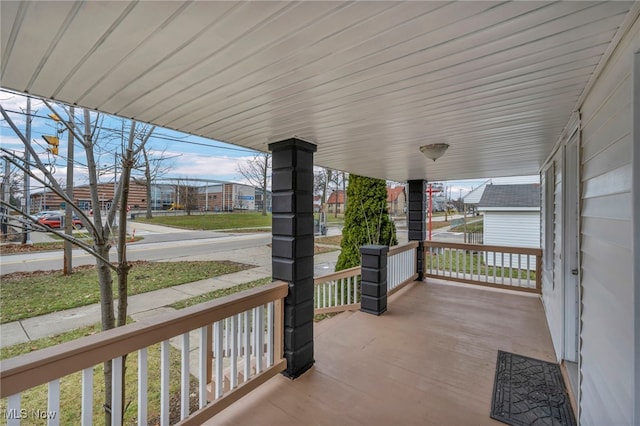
314, 167, 332, 213
237, 153, 271, 215
1, 101, 154, 424
136, 146, 175, 219
329, 171, 347, 218
171, 177, 199, 215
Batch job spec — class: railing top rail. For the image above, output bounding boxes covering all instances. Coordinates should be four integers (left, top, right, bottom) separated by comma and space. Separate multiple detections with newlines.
314, 266, 361, 285
387, 241, 419, 256
0, 281, 288, 398
423, 240, 542, 256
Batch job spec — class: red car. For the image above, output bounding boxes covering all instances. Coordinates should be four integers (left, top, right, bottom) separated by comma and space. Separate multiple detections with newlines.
38, 213, 83, 229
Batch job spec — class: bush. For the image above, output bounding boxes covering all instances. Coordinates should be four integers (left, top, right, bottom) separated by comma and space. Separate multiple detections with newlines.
335, 175, 397, 271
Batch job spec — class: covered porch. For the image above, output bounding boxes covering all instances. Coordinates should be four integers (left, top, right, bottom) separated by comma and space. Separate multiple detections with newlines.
1, 2, 638, 424
208, 279, 555, 425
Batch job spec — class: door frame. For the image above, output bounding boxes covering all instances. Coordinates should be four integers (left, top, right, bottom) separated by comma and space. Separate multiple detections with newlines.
562, 126, 580, 364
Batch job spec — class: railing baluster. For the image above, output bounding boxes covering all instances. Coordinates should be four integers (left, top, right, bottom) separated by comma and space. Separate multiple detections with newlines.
214, 320, 224, 399
255, 306, 264, 374
509, 253, 513, 286
501, 252, 505, 284
111, 358, 122, 426
48, 379, 60, 426
347, 277, 352, 304
518, 254, 522, 287
353, 275, 358, 302
243, 310, 251, 382
7, 394, 20, 426
181, 333, 190, 420
492, 251, 497, 283
267, 301, 274, 368
160, 340, 170, 426
230, 315, 238, 389
198, 327, 208, 408
324, 282, 328, 308
333, 279, 338, 308
81, 367, 94, 426
137, 349, 147, 424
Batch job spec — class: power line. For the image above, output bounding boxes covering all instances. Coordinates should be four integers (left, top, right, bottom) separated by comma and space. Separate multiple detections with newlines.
1, 107, 257, 154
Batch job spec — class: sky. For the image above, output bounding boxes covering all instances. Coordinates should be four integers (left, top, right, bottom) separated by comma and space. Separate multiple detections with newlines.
0, 90, 260, 189
1, 90, 538, 199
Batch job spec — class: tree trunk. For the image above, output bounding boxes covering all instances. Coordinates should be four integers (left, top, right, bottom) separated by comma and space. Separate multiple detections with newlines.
144, 150, 153, 219
95, 242, 115, 424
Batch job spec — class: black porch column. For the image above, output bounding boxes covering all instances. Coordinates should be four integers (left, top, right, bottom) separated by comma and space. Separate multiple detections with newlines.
269, 138, 316, 379
360, 245, 389, 316
407, 180, 427, 280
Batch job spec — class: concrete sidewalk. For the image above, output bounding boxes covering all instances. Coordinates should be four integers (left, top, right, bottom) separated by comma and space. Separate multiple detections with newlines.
0, 244, 341, 348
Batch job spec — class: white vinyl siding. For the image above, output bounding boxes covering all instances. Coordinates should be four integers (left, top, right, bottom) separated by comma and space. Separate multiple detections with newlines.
578, 17, 638, 426
483, 211, 539, 269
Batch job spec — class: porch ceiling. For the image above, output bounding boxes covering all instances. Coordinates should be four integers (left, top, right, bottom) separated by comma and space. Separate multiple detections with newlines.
1, 1, 634, 182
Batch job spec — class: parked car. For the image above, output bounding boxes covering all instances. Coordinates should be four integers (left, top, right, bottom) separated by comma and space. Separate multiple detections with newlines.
30, 210, 59, 221
37, 213, 83, 229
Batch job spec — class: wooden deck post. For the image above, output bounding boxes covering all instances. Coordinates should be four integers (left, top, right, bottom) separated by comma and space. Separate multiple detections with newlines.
269, 138, 317, 379
407, 180, 427, 280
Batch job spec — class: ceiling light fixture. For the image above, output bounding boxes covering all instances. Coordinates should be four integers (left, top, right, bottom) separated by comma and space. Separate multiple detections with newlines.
419, 143, 449, 162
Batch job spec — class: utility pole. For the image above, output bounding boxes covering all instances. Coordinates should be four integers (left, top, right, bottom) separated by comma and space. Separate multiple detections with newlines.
64, 107, 74, 275
23, 97, 32, 244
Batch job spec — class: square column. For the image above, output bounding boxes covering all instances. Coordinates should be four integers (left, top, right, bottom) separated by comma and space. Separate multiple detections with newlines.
360, 245, 389, 316
407, 180, 427, 280
269, 138, 317, 379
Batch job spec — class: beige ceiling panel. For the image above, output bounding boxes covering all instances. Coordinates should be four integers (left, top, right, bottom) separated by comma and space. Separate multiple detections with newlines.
54, 1, 194, 104
1, 1, 79, 92
1, 1, 635, 182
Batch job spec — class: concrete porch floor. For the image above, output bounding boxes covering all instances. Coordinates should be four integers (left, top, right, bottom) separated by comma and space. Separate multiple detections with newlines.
206, 279, 556, 425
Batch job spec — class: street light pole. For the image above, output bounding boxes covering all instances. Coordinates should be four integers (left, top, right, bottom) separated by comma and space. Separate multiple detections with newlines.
64, 107, 74, 274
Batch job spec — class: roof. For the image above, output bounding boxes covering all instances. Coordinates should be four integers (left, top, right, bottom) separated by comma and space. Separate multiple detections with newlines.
327, 191, 345, 204
463, 182, 488, 205
477, 184, 540, 210
387, 186, 405, 202
1, 2, 636, 182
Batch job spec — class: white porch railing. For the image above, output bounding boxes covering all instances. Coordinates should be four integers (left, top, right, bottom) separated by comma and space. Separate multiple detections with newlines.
313, 241, 421, 315
387, 241, 419, 295
313, 266, 361, 314
423, 241, 542, 293
0, 282, 288, 426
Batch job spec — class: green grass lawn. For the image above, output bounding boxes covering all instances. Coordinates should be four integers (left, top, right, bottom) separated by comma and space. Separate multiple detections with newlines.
450, 219, 483, 233
136, 213, 272, 230
0, 260, 251, 323
170, 277, 272, 309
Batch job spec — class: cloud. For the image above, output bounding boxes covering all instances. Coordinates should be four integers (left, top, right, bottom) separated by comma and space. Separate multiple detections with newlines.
0, 91, 47, 127
166, 153, 253, 182
0, 134, 25, 150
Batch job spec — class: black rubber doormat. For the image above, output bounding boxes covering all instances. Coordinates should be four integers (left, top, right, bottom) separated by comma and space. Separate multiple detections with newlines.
490, 350, 576, 426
